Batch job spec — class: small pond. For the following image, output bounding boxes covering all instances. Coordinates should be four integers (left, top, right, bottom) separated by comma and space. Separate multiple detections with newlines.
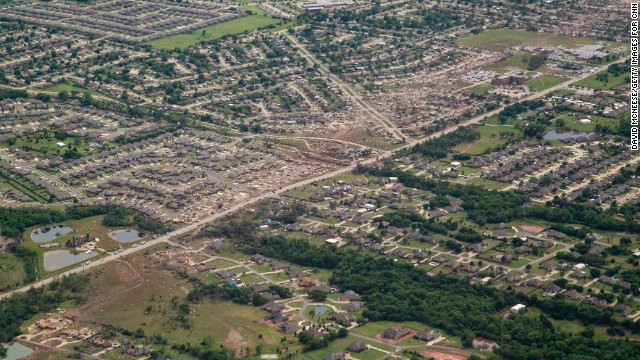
31, 224, 73, 243
543, 130, 594, 141
3, 342, 33, 360
44, 250, 97, 271
313, 305, 329, 316
108, 229, 145, 243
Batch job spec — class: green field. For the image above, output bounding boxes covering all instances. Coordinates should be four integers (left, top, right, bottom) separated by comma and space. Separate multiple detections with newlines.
38, 82, 106, 98
525, 75, 567, 92
468, 84, 492, 95
0, 170, 50, 202
574, 70, 629, 90
554, 114, 620, 133
148, 6, 288, 50
0, 253, 26, 290
3, 131, 93, 159
459, 28, 599, 51
453, 125, 522, 155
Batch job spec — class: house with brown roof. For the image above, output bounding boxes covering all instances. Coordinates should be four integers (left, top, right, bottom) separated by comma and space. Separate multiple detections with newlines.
414, 330, 440, 342
382, 326, 411, 340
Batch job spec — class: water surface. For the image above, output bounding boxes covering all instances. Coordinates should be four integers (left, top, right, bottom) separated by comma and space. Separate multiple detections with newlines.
108, 229, 145, 243
543, 130, 593, 141
44, 250, 97, 271
3, 342, 33, 360
31, 225, 73, 243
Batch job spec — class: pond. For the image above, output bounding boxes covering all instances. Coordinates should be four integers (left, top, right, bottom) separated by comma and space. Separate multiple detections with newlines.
3, 342, 33, 360
313, 305, 329, 316
31, 224, 73, 243
44, 250, 97, 271
108, 229, 145, 243
543, 129, 594, 141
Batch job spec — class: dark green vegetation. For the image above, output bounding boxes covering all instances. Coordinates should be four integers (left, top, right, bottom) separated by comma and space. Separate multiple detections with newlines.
0, 274, 89, 357
203, 218, 640, 360
0, 87, 27, 100
357, 165, 638, 232
0, 205, 169, 239
0, 205, 171, 288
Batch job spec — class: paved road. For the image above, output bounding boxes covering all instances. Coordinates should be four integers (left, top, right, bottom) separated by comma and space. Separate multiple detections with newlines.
0, 58, 626, 301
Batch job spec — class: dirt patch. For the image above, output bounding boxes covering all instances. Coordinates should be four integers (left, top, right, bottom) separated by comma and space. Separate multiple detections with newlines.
225, 328, 250, 354
520, 225, 546, 234
419, 351, 468, 360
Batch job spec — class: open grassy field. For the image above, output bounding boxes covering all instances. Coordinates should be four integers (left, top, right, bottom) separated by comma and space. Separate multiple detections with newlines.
453, 124, 522, 156
21, 215, 149, 278
0, 253, 26, 290
68, 253, 294, 356
468, 84, 492, 95
554, 113, 620, 133
525, 75, 567, 92
148, 6, 288, 50
3, 131, 94, 159
573, 70, 629, 90
458, 29, 601, 51
38, 82, 106, 98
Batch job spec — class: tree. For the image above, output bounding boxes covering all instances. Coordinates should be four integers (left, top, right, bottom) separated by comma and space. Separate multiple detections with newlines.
308, 290, 327, 301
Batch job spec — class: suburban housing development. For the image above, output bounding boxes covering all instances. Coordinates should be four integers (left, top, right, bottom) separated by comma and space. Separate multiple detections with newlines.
0, 0, 635, 360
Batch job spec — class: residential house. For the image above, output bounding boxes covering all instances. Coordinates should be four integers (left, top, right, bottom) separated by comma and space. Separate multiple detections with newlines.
341, 290, 361, 301
324, 353, 345, 360
382, 327, 411, 340
262, 301, 285, 313
564, 290, 584, 301
343, 301, 364, 312
414, 330, 440, 342
328, 313, 356, 327
251, 254, 270, 264
346, 342, 368, 353
271, 262, 289, 271
543, 283, 562, 295
279, 322, 300, 334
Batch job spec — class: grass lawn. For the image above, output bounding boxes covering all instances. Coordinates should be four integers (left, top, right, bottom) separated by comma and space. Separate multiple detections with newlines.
3, 131, 94, 159
556, 114, 620, 133
467, 177, 508, 190
468, 84, 492, 95
525, 75, 567, 92
148, 6, 289, 50
0, 253, 26, 290
574, 70, 629, 90
38, 82, 106, 98
458, 28, 600, 51
484, 53, 532, 73
22, 215, 150, 278
75, 254, 293, 355
453, 125, 522, 155
299, 335, 391, 360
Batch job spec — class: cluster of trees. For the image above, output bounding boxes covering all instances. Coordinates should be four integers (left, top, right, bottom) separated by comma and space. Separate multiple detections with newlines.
0, 88, 27, 101
167, 342, 236, 360
298, 328, 348, 352
200, 210, 640, 359
402, 126, 480, 160
0, 205, 170, 240
497, 99, 545, 124
329, 252, 640, 359
0, 274, 89, 355
356, 165, 640, 233
526, 54, 547, 70
187, 283, 267, 307
102, 206, 171, 233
